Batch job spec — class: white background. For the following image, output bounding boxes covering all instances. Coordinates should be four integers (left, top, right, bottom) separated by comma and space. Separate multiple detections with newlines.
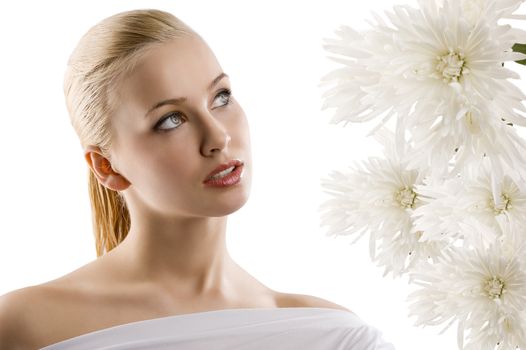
1, 1, 525, 349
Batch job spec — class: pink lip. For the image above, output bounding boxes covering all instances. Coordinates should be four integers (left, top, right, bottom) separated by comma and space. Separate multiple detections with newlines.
203, 164, 244, 187
204, 159, 244, 182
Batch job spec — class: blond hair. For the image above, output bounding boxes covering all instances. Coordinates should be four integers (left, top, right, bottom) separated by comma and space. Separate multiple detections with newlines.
63, 9, 195, 257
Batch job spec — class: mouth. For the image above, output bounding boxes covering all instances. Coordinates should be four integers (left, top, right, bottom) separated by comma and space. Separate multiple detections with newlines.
204, 159, 244, 182
203, 164, 244, 187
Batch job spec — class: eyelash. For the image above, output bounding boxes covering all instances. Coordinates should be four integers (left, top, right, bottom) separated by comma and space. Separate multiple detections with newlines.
154, 88, 233, 132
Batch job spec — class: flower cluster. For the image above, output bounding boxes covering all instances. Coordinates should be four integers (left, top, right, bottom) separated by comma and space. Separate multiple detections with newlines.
318, 0, 526, 348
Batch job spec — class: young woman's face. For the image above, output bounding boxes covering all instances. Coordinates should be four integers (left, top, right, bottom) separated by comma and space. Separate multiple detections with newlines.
108, 34, 252, 218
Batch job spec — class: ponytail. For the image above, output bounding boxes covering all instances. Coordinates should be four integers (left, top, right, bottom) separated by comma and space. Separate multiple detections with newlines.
88, 169, 130, 257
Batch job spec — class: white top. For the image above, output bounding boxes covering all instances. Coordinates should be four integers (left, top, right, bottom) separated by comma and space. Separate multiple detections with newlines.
40, 307, 396, 350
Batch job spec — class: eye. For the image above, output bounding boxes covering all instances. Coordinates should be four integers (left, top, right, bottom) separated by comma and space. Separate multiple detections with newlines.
154, 88, 233, 132
154, 111, 184, 132
212, 88, 232, 108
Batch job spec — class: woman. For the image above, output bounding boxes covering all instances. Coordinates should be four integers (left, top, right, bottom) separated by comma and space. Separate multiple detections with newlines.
0, 9, 395, 349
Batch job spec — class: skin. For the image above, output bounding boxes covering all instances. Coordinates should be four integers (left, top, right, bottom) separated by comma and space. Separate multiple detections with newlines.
0, 33, 350, 349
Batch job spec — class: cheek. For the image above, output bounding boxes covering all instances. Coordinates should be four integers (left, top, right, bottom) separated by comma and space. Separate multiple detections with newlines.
120, 138, 189, 193
130, 150, 195, 212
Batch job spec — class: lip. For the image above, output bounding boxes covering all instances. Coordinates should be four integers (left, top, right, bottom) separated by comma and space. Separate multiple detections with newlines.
203, 164, 244, 187
203, 159, 244, 182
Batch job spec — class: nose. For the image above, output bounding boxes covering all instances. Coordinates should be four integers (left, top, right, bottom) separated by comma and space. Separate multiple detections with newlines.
199, 111, 231, 157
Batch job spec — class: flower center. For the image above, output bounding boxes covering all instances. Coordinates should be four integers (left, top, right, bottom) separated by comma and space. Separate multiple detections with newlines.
395, 186, 417, 209
436, 51, 465, 83
491, 193, 512, 215
484, 276, 505, 299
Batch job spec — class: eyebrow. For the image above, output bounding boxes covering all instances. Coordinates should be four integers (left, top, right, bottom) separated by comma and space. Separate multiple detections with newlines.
145, 72, 229, 118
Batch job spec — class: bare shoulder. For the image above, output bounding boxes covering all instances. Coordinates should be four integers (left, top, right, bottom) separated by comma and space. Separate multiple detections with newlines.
0, 258, 128, 349
0, 285, 52, 349
274, 291, 352, 313
0, 277, 98, 350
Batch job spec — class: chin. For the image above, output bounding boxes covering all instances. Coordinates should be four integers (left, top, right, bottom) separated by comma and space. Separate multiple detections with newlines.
204, 172, 252, 217
207, 190, 251, 217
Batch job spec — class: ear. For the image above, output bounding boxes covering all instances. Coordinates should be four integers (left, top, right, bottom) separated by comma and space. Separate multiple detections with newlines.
84, 145, 131, 192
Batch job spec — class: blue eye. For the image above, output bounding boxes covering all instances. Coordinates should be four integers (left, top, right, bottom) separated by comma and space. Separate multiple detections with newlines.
154, 112, 184, 132
154, 89, 232, 132
212, 89, 232, 108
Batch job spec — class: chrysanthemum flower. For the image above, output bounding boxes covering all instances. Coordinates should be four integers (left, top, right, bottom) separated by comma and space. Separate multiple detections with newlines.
407, 233, 526, 350
318, 128, 445, 277
412, 159, 526, 248
320, 0, 526, 179
462, 162, 526, 233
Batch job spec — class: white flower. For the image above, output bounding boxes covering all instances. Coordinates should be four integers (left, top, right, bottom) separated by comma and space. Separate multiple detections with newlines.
318, 128, 445, 277
320, 0, 526, 180
462, 162, 526, 232
407, 234, 526, 349
412, 159, 526, 248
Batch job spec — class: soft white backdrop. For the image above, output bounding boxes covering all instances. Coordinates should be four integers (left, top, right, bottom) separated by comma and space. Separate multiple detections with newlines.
1, 1, 526, 349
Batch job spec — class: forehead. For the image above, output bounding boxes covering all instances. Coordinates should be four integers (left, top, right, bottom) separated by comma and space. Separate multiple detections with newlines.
117, 35, 223, 110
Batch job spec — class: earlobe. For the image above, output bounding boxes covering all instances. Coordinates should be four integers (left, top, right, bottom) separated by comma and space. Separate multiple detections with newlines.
84, 145, 131, 191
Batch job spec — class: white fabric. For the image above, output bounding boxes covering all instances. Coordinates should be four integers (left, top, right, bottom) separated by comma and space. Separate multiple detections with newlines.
40, 307, 396, 350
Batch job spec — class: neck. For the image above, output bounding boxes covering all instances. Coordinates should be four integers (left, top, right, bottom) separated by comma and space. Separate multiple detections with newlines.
109, 208, 237, 297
